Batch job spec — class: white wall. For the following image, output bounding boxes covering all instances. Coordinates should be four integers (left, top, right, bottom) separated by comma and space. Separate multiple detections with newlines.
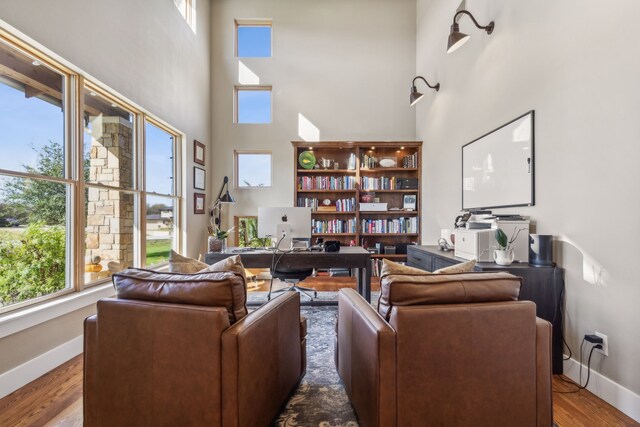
0, 0, 210, 380
417, 0, 640, 397
211, 0, 416, 235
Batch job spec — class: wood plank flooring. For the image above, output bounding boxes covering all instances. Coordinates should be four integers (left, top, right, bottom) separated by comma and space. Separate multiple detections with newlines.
0, 353, 637, 426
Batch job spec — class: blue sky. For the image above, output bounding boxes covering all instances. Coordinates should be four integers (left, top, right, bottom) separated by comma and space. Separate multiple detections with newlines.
237, 26, 271, 58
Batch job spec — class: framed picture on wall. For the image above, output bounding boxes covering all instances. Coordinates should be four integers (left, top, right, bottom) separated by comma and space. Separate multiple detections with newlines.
194, 193, 205, 214
194, 140, 205, 165
194, 166, 206, 190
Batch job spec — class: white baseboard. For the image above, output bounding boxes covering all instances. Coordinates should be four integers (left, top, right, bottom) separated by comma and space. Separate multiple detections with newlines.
563, 357, 640, 422
0, 335, 83, 399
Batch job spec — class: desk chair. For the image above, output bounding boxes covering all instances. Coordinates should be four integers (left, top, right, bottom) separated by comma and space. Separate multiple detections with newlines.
269, 267, 318, 301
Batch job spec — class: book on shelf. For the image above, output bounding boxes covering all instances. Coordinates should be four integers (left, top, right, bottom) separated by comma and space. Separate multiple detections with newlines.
402, 152, 418, 168
361, 217, 419, 234
360, 176, 397, 190
297, 176, 356, 190
312, 217, 357, 234
297, 197, 356, 212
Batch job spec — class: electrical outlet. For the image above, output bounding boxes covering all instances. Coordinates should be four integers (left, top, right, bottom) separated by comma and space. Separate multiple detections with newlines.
595, 331, 608, 356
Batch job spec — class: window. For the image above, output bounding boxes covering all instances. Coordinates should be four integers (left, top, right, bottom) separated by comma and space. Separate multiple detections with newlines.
174, 0, 197, 33
235, 20, 272, 57
144, 120, 178, 267
0, 39, 71, 309
235, 151, 272, 188
235, 86, 272, 124
0, 32, 183, 313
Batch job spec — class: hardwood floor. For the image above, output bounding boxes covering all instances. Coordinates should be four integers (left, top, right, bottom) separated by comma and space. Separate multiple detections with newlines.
0, 354, 637, 426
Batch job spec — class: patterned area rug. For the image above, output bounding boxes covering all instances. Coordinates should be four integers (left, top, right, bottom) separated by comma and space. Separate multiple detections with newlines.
273, 306, 359, 427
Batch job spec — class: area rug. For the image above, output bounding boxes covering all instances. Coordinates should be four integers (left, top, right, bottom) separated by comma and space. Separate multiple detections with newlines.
272, 306, 359, 427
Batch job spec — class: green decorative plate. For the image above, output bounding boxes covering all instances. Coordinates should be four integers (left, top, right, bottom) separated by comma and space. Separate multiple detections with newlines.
298, 150, 316, 169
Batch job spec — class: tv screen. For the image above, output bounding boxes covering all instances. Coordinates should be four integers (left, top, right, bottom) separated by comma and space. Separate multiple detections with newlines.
462, 111, 535, 210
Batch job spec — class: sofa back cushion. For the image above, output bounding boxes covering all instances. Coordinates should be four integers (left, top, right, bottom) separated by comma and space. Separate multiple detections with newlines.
377, 271, 521, 320
113, 269, 248, 323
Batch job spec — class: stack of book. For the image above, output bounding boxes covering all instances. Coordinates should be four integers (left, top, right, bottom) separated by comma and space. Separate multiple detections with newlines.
402, 153, 418, 168
312, 218, 357, 234
361, 217, 419, 234
298, 176, 356, 190
360, 176, 396, 190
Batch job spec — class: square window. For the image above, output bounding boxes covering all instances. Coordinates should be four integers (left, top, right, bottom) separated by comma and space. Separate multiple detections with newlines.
235, 151, 272, 188
235, 87, 272, 124
236, 21, 271, 57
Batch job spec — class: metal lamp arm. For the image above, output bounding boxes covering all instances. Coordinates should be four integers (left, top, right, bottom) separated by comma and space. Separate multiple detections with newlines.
413, 76, 440, 92
453, 10, 494, 33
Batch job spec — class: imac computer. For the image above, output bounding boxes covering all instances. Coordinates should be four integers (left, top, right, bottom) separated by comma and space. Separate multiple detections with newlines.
258, 207, 312, 250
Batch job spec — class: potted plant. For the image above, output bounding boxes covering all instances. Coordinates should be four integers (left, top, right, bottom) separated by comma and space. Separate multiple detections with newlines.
208, 225, 234, 253
493, 228, 515, 266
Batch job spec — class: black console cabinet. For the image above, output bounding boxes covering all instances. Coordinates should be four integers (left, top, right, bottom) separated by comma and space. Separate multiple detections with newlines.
407, 245, 565, 374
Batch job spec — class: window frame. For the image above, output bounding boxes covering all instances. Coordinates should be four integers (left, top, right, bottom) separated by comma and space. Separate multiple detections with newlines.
234, 150, 273, 189
234, 19, 273, 58
0, 29, 184, 314
234, 85, 273, 124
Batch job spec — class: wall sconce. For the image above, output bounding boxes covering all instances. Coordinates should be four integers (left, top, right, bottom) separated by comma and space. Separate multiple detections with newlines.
209, 176, 235, 231
410, 76, 440, 107
447, 10, 495, 54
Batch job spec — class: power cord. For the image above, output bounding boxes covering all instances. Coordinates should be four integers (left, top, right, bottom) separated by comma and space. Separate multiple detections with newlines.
554, 337, 602, 394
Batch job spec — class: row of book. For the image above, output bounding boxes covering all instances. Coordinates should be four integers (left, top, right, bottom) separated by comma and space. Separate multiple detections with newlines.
361, 217, 419, 234
312, 218, 357, 234
360, 176, 398, 190
402, 153, 418, 168
296, 197, 356, 212
361, 154, 379, 169
298, 176, 356, 190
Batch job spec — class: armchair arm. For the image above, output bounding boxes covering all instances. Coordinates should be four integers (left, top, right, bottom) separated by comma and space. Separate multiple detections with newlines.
222, 291, 303, 427
536, 317, 553, 427
337, 288, 397, 427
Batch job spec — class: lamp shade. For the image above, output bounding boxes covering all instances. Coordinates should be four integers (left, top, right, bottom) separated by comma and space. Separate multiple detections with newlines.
409, 86, 424, 106
447, 23, 471, 54
218, 190, 235, 204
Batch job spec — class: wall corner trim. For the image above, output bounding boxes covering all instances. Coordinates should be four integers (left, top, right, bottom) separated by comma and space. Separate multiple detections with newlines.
563, 357, 640, 422
0, 335, 83, 399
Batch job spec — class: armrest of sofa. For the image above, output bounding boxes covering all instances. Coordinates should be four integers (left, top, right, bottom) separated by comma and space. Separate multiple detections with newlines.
337, 288, 397, 427
222, 291, 303, 427
536, 317, 553, 427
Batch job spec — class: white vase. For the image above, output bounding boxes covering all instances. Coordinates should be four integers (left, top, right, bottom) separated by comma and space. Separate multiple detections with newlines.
493, 249, 514, 266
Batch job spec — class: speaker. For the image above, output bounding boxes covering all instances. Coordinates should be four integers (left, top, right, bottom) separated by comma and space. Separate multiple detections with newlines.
324, 240, 341, 252
529, 234, 554, 267
397, 178, 418, 189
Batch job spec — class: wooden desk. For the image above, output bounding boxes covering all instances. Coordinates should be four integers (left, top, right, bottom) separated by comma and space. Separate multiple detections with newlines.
408, 245, 565, 374
205, 246, 373, 302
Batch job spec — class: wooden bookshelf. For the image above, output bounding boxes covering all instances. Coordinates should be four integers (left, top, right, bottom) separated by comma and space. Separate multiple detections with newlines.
292, 141, 422, 273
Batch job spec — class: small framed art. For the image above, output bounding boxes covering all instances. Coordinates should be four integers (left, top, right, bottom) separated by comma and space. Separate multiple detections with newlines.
194, 193, 205, 214
194, 140, 205, 166
403, 194, 417, 210
194, 167, 206, 190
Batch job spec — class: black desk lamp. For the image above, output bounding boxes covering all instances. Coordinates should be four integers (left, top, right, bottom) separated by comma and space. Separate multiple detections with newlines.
210, 176, 235, 232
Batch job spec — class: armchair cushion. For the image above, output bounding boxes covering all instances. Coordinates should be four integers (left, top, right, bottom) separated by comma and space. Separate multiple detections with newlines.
378, 271, 521, 320
170, 250, 246, 280
113, 268, 248, 323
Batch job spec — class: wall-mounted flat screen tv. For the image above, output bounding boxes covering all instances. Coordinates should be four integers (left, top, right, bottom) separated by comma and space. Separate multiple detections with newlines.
462, 110, 534, 210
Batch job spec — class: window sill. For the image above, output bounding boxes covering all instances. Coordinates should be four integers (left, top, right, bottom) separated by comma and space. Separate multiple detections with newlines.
0, 284, 115, 339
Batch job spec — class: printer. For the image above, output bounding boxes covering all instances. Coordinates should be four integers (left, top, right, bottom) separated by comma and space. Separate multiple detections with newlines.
454, 218, 530, 263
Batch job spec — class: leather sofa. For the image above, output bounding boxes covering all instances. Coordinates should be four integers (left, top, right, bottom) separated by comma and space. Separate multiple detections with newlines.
336, 271, 553, 427
84, 269, 306, 427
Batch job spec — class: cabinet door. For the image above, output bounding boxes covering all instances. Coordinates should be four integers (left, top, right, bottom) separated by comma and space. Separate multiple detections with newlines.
433, 257, 459, 271
407, 248, 432, 271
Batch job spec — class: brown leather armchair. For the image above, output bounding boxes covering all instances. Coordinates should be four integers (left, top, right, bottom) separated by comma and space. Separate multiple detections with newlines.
336, 271, 553, 427
84, 269, 306, 427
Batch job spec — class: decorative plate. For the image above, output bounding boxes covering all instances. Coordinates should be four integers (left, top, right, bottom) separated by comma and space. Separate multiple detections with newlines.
322, 199, 332, 206
298, 151, 316, 170
379, 158, 397, 168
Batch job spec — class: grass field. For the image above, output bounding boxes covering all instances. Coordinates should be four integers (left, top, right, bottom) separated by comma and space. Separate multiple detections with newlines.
146, 239, 171, 266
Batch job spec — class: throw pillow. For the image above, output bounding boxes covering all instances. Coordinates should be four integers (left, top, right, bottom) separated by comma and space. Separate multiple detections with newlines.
169, 250, 209, 273
199, 254, 246, 280
380, 259, 430, 277
433, 259, 477, 274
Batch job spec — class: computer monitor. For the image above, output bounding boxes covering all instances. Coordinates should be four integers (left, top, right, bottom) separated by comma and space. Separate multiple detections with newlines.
258, 207, 312, 249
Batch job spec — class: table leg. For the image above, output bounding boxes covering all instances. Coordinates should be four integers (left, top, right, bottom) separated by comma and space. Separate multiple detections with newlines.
363, 266, 371, 303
